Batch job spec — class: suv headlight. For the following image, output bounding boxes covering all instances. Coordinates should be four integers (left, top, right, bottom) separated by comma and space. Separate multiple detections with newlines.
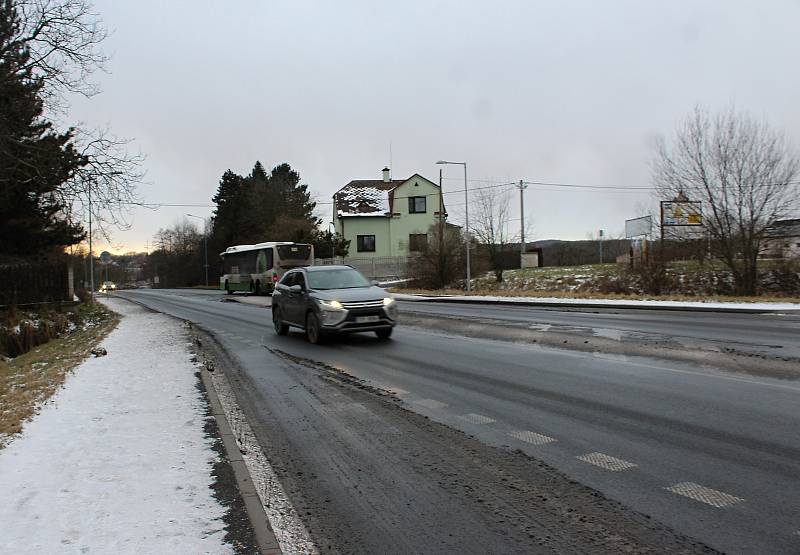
318, 299, 344, 310
383, 297, 394, 306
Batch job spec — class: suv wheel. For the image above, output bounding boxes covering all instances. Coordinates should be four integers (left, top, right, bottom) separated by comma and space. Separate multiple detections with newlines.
305, 312, 323, 344
375, 328, 393, 340
273, 307, 289, 335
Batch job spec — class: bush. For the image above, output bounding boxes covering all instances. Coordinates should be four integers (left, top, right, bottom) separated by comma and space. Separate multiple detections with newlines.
0, 308, 77, 358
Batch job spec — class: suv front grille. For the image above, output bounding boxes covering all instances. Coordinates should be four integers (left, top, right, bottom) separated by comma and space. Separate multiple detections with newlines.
341, 299, 384, 309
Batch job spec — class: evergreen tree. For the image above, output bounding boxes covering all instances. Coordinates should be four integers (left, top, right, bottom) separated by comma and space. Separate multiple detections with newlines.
209, 169, 245, 249
209, 160, 319, 250
0, 0, 85, 257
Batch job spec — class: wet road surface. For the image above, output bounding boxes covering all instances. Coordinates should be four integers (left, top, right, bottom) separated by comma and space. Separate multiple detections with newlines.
117, 288, 800, 554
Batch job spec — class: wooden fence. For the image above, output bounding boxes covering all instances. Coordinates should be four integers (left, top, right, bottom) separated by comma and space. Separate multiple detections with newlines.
0, 262, 72, 307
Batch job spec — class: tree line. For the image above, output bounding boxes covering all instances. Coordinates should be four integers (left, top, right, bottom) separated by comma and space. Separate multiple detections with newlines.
146, 161, 349, 287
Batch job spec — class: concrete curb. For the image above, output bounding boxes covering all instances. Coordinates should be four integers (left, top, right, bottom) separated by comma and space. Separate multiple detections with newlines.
199, 365, 282, 555
394, 295, 799, 314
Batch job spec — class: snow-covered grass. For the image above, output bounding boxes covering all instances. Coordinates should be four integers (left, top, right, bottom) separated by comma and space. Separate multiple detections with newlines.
0, 298, 233, 553
397, 259, 800, 302
0, 302, 118, 444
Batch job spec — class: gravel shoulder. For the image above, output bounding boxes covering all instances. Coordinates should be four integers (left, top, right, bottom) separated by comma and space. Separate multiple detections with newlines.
194, 325, 719, 555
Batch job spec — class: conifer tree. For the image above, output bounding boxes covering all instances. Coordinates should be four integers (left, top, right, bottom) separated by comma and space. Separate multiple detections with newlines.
0, 0, 85, 257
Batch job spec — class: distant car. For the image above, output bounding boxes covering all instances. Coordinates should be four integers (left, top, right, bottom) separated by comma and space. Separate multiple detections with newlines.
99, 281, 116, 292
271, 265, 398, 344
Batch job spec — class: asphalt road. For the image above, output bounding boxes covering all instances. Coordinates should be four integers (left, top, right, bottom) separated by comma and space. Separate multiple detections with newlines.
116, 288, 800, 554
400, 300, 800, 358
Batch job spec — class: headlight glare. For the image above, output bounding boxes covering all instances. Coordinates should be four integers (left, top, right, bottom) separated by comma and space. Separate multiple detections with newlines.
318, 299, 344, 309
383, 297, 394, 306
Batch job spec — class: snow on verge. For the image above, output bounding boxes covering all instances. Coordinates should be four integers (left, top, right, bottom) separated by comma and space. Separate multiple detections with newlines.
0, 298, 232, 554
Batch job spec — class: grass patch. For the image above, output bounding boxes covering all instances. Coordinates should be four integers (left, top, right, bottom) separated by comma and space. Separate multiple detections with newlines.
0, 302, 119, 448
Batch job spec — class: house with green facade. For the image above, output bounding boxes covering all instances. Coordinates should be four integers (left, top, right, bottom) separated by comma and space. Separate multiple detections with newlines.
333, 168, 447, 258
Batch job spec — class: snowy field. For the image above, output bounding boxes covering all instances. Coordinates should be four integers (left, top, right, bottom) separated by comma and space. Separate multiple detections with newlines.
0, 299, 233, 554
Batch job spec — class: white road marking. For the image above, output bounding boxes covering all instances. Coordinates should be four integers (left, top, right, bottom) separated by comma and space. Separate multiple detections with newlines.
665, 482, 744, 508
577, 452, 638, 472
507, 430, 556, 445
413, 399, 448, 409
458, 413, 496, 425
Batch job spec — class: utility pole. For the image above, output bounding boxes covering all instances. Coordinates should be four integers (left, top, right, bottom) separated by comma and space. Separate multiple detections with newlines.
599, 229, 604, 264
517, 180, 527, 256
187, 214, 209, 286
436, 160, 470, 293
88, 179, 94, 298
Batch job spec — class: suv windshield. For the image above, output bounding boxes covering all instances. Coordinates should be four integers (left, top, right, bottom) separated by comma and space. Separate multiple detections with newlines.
307, 268, 371, 290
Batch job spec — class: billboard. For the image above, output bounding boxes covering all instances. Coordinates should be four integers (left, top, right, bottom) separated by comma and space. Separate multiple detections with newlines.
661, 201, 702, 226
625, 216, 652, 238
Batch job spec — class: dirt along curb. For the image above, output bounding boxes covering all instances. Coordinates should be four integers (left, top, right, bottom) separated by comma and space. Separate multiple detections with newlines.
196, 351, 282, 555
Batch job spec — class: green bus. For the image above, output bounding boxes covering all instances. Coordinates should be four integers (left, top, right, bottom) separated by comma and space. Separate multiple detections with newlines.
219, 242, 314, 295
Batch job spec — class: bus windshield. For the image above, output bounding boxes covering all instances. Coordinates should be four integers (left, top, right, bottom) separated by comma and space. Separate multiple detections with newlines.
307, 268, 371, 290
277, 244, 312, 263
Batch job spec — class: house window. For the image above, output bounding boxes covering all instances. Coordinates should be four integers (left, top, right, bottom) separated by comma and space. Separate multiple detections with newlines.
408, 196, 426, 214
357, 235, 376, 252
409, 233, 428, 252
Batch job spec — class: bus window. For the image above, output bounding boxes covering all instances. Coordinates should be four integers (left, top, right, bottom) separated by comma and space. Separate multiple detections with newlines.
277, 244, 312, 263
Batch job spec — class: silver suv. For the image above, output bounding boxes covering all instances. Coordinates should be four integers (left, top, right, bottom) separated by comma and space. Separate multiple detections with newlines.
271, 265, 398, 344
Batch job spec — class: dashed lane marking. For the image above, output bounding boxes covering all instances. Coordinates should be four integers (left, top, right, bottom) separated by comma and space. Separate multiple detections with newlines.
507, 430, 556, 445
577, 452, 638, 472
665, 482, 744, 508
458, 413, 496, 425
413, 399, 448, 409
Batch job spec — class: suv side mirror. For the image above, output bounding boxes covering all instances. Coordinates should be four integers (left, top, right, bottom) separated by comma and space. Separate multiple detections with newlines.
289, 284, 303, 294
371, 280, 380, 286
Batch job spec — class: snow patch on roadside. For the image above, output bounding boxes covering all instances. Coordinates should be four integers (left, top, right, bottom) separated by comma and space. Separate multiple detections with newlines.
0, 299, 232, 554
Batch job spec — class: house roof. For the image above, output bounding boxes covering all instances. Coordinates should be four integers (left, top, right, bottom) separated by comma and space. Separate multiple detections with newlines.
334, 180, 404, 217
766, 218, 800, 238
334, 173, 443, 217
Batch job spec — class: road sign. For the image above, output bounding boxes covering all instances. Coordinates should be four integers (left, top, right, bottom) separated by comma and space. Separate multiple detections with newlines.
625, 215, 653, 238
99, 251, 111, 264
661, 201, 702, 226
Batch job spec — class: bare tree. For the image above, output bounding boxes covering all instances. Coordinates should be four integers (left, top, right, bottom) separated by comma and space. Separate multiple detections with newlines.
652, 106, 799, 295
471, 187, 515, 282
407, 223, 465, 289
2, 1, 144, 241
62, 127, 146, 241
8, 0, 107, 110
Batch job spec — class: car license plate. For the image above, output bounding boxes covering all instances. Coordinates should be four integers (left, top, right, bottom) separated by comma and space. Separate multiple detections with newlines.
355, 315, 380, 323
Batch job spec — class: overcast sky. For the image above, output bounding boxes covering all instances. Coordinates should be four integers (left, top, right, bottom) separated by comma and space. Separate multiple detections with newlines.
70, 0, 800, 253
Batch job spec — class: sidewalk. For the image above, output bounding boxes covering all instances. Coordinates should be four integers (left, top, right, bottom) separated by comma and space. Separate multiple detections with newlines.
0, 299, 253, 554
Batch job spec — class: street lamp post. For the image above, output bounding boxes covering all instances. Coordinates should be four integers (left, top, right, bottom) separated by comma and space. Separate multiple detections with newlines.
436, 160, 471, 294
187, 214, 209, 286
328, 221, 336, 263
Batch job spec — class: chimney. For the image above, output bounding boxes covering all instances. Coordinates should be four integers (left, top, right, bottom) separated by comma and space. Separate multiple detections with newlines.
382, 167, 391, 182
